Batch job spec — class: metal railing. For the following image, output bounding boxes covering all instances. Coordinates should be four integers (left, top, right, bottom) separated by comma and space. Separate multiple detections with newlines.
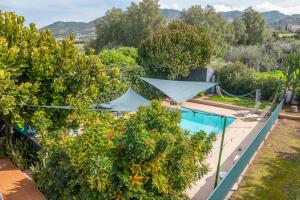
208, 100, 284, 200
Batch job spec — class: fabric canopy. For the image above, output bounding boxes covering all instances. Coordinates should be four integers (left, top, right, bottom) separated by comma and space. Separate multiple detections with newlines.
99, 88, 150, 112
141, 77, 217, 103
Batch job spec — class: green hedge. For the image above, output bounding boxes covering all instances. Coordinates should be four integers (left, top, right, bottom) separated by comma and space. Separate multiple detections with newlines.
217, 62, 284, 100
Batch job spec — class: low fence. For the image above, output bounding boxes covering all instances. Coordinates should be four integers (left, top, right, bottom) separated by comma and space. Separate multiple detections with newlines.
208, 100, 284, 200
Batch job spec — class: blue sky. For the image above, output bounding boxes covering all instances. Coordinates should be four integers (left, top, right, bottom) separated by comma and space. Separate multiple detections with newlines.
1, 0, 300, 27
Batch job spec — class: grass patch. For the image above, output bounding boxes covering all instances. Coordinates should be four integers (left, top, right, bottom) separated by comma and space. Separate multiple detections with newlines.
231, 120, 300, 200
207, 95, 271, 109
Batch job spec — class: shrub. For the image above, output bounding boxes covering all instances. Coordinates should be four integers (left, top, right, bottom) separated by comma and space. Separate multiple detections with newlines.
256, 71, 282, 100
295, 87, 300, 101
217, 62, 256, 95
4, 133, 38, 170
138, 20, 212, 79
99, 47, 138, 67
33, 101, 215, 199
218, 63, 284, 100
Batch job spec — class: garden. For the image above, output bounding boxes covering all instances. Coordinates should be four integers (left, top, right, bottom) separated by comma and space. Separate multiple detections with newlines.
1, 1, 300, 199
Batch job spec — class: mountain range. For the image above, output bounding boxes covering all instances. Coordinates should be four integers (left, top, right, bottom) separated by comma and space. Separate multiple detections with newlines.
40, 9, 300, 40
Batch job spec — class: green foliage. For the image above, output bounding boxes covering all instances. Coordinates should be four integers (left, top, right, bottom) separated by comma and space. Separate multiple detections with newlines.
138, 20, 212, 79
256, 72, 282, 100
295, 87, 300, 101
33, 101, 215, 199
231, 18, 248, 45
218, 62, 284, 100
99, 47, 137, 67
4, 135, 38, 170
224, 42, 284, 71
282, 52, 300, 102
0, 12, 125, 132
217, 62, 256, 95
91, 0, 164, 52
242, 7, 266, 45
181, 5, 233, 56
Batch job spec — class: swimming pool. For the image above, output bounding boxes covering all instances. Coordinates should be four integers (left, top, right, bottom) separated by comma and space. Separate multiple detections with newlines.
180, 109, 235, 134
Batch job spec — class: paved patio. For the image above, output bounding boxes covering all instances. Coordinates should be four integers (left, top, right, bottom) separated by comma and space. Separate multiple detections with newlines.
0, 158, 45, 200
163, 101, 266, 200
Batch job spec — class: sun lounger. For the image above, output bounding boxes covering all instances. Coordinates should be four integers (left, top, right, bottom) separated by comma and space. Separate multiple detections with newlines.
236, 102, 261, 116
245, 106, 271, 121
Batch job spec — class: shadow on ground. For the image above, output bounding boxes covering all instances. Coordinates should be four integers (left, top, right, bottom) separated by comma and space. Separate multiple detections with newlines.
233, 147, 300, 200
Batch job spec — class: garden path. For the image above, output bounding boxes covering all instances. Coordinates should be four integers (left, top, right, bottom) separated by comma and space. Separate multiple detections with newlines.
0, 158, 45, 200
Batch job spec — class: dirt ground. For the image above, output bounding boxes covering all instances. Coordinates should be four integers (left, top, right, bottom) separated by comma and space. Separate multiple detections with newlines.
230, 119, 300, 200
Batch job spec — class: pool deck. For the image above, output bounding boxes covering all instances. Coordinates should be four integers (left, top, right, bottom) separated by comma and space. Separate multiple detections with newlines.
163, 101, 266, 200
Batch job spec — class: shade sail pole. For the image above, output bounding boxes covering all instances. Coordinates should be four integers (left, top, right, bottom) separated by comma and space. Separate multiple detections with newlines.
214, 116, 227, 188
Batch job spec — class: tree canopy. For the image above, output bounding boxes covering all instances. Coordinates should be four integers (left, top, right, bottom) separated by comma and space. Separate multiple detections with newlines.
181, 5, 234, 56
91, 0, 164, 52
33, 101, 215, 199
232, 18, 248, 45
0, 12, 125, 131
242, 7, 266, 45
138, 20, 212, 79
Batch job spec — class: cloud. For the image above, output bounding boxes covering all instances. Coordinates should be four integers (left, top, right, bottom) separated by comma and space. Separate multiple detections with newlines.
212, 4, 246, 12
211, 1, 300, 15
254, 1, 300, 14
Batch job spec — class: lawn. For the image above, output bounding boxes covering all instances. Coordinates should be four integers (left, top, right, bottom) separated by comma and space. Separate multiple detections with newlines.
207, 95, 271, 110
230, 119, 300, 200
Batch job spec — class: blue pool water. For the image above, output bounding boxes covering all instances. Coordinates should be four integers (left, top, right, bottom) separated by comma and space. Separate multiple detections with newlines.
180, 109, 235, 134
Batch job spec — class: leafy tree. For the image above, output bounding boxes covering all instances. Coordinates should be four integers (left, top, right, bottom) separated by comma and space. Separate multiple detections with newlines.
0, 12, 125, 132
92, 8, 127, 52
242, 7, 265, 45
224, 42, 283, 72
282, 52, 300, 103
231, 18, 248, 45
181, 5, 234, 56
138, 20, 212, 79
91, 0, 164, 52
33, 101, 215, 199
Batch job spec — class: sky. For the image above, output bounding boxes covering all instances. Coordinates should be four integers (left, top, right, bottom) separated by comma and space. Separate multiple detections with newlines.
1, 0, 300, 28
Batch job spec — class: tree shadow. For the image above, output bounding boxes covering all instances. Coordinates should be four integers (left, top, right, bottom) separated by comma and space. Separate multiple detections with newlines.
232, 146, 300, 200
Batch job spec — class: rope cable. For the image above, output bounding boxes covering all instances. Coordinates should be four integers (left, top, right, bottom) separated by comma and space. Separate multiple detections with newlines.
217, 86, 257, 98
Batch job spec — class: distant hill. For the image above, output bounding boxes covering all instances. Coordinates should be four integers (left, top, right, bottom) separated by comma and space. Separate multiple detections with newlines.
219, 10, 243, 21
220, 10, 289, 24
160, 8, 181, 21
41, 9, 300, 40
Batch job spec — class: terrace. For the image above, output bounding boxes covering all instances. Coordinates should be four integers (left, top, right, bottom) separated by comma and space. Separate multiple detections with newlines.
163, 101, 266, 199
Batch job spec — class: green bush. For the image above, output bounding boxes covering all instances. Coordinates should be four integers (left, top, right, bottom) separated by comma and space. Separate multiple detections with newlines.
295, 87, 300, 101
217, 62, 256, 95
218, 63, 284, 100
33, 101, 215, 199
138, 20, 212, 79
4, 135, 38, 170
99, 47, 138, 67
256, 71, 283, 100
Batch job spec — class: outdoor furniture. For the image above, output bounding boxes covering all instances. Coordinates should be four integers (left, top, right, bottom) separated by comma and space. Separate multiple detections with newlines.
236, 102, 261, 116
245, 106, 271, 121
